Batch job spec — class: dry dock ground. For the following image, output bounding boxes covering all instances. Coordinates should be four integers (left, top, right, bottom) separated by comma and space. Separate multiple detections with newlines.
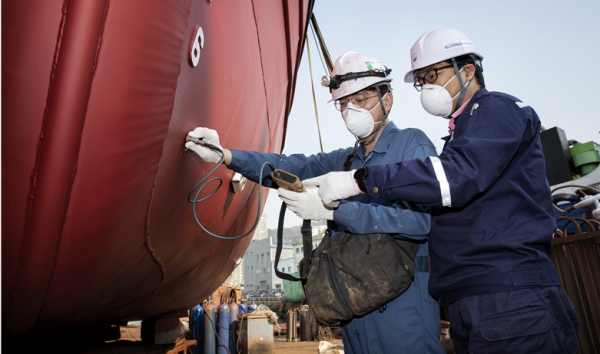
108, 325, 453, 354
105, 325, 344, 354
77, 322, 453, 353
272, 336, 344, 353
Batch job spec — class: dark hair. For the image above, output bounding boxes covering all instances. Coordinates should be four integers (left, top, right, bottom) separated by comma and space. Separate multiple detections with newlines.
453, 54, 485, 88
366, 82, 392, 96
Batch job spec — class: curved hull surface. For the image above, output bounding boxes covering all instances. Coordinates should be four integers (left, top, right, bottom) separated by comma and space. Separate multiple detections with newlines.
2, 0, 312, 335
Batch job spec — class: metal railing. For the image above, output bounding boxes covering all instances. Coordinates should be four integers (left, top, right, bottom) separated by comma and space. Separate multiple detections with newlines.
552, 216, 600, 354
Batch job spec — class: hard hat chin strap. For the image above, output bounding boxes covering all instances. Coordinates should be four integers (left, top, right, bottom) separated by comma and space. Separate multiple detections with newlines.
450, 58, 471, 115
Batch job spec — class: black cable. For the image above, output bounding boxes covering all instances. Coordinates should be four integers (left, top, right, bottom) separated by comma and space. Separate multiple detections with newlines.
187, 143, 273, 240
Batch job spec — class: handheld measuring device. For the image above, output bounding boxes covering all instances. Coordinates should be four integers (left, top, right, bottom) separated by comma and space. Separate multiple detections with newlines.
271, 169, 306, 193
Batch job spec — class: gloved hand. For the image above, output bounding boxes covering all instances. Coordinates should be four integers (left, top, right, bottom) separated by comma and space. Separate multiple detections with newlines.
278, 187, 334, 221
302, 170, 361, 208
185, 127, 223, 164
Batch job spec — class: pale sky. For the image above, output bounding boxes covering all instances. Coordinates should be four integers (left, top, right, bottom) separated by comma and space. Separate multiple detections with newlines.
263, 0, 600, 229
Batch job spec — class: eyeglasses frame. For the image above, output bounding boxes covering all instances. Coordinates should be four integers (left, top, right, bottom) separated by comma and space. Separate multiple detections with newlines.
334, 93, 379, 111
413, 64, 455, 92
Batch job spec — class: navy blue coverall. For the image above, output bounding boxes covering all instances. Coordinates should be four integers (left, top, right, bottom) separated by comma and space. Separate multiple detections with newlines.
360, 89, 580, 353
227, 121, 445, 353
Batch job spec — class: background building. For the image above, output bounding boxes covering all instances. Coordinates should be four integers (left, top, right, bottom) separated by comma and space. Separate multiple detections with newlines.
252, 213, 268, 241
223, 213, 268, 289
224, 257, 244, 287
227, 216, 326, 298
243, 236, 293, 295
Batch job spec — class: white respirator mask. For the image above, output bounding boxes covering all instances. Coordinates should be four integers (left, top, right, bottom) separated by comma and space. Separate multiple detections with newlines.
342, 94, 386, 138
419, 68, 466, 118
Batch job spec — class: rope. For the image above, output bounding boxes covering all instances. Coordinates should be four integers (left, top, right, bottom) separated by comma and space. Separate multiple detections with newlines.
305, 36, 325, 153
317, 323, 334, 341
310, 14, 334, 72
309, 21, 329, 75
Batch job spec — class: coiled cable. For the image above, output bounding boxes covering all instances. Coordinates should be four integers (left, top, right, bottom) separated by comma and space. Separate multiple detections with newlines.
187, 141, 275, 240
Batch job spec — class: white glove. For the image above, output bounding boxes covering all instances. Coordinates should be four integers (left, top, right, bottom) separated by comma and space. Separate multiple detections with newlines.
278, 187, 334, 221
302, 170, 361, 208
185, 127, 223, 164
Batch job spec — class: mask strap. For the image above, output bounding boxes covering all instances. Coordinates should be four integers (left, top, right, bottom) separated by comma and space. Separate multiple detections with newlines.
362, 120, 384, 146
362, 86, 389, 146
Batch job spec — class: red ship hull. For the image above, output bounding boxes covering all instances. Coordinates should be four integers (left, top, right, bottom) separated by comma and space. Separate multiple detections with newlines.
2, 0, 312, 335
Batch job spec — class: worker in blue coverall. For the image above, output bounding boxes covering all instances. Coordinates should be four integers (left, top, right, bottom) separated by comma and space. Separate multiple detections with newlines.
304, 28, 581, 354
185, 52, 445, 354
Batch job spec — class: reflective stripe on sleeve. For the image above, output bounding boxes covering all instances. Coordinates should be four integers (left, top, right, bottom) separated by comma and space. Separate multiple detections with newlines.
430, 157, 451, 207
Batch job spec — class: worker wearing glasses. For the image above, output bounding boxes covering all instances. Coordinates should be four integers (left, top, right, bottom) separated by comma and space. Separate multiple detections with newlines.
186, 52, 445, 354
303, 28, 580, 354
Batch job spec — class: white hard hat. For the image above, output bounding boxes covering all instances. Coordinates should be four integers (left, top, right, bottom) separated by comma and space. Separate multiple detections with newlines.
323, 52, 392, 102
403, 27, 483, 83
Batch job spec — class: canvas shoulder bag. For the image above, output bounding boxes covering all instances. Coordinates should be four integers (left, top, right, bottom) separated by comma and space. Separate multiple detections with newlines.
274, 151, 420, 326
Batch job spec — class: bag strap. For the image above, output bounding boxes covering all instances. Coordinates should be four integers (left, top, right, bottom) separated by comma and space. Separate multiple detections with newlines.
274, 149, 357, 282
299, 220, 313, 279
274, 203, 303, 281
344, 142, 358, 172
274, 203, 314, 282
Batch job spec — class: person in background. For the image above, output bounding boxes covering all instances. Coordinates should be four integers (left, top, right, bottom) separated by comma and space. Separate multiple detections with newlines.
304, 28, 580, 354
185, 52, 445, 353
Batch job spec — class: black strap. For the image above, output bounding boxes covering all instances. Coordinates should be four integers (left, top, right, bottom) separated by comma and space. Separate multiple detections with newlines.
328, 151, 357, 234
300, 219, 312, 279
328, 68, 391, 89
274, 203, 302, 281
343, 151, 356, 172
274, 202, 314, 281
274, 150, 357, 282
